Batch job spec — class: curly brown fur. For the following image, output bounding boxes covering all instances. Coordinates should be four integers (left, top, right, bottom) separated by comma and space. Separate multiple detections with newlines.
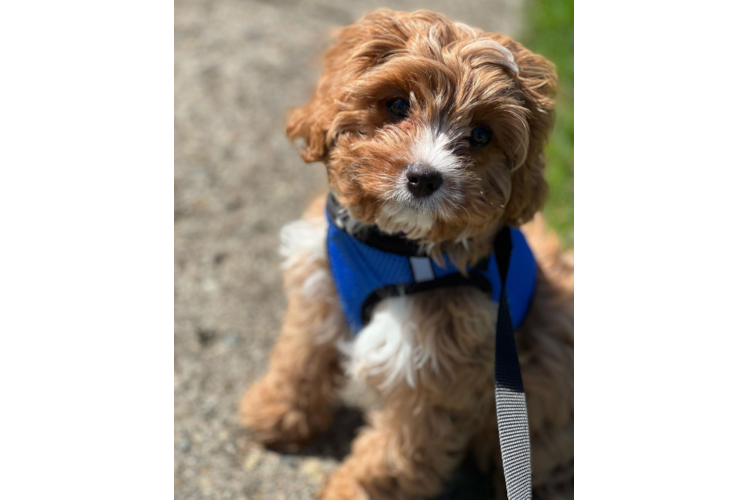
241, 9, 573, 499
239, 198, 349, 451
287, 10, 555, 259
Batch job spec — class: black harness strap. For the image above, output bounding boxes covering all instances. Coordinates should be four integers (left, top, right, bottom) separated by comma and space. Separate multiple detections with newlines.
494, 226, 532, 500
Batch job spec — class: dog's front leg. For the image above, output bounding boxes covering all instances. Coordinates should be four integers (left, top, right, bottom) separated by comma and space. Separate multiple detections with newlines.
239, 214, 348, 451
319, 397, 479, 500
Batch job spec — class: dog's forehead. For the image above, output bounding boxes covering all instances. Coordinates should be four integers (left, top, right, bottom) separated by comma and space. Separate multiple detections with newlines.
348, 45, 515, 111
408, 32, 519, 75
339, 20, 524, 131
361, 35, 518, 114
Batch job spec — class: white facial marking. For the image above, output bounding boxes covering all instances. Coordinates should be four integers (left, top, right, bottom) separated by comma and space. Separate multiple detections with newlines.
410, 126, 461, 176
376, 126, 468, 237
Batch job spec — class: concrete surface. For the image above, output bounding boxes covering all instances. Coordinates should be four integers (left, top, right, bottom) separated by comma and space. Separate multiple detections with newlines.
175, 1, 525, 498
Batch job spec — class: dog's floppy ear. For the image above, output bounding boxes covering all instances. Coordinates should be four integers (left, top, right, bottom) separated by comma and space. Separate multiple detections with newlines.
287, 29, 363, 166
492, 35, 558, 225
286, 89, 332, 163
285, 26, 362, 164
286, 9, 407, 163
287, 35, 351, 166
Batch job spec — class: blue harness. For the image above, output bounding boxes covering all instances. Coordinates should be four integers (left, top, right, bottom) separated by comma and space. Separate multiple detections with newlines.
325, 196, 537, 335
324, 194, 537, 499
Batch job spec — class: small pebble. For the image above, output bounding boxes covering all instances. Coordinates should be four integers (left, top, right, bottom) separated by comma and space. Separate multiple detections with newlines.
299, 458, 327, 485
177, 439, 191, 453
243, 447, 263, 471
223, 332, 240, 346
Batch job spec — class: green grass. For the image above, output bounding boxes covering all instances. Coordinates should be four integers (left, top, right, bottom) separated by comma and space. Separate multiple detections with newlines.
524, 0, 570, 241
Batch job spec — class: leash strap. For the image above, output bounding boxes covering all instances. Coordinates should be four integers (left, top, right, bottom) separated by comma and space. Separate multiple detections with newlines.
494, 227, 532, 500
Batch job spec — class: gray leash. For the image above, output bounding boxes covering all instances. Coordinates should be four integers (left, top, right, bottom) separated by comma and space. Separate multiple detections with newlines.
493, 227, 532, 500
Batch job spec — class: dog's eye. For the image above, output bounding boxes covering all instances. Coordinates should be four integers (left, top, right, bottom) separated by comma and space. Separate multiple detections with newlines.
386, 98, 409, 119
469, 126, 492, 147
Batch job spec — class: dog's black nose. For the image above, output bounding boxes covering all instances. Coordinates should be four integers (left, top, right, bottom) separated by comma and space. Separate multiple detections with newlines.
405, 165, 443, 198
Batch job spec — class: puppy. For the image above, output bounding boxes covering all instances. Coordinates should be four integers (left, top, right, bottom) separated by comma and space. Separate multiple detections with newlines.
240, 9, 573, 500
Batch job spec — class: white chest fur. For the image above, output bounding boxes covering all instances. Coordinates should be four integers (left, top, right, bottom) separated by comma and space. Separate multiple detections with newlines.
347, 296, 433, 390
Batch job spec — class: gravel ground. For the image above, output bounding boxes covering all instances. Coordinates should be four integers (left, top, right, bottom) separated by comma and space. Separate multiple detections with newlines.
175, 1, 525, 498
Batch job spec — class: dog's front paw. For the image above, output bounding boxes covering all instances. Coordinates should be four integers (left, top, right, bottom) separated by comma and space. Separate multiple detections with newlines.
238, 375, 331, 451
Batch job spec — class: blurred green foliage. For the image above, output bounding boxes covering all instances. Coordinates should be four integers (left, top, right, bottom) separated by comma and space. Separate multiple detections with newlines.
525, 0, 569, 241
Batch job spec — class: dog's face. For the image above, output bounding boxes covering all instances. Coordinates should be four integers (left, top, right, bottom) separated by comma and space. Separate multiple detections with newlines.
288, 10, 557, 244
